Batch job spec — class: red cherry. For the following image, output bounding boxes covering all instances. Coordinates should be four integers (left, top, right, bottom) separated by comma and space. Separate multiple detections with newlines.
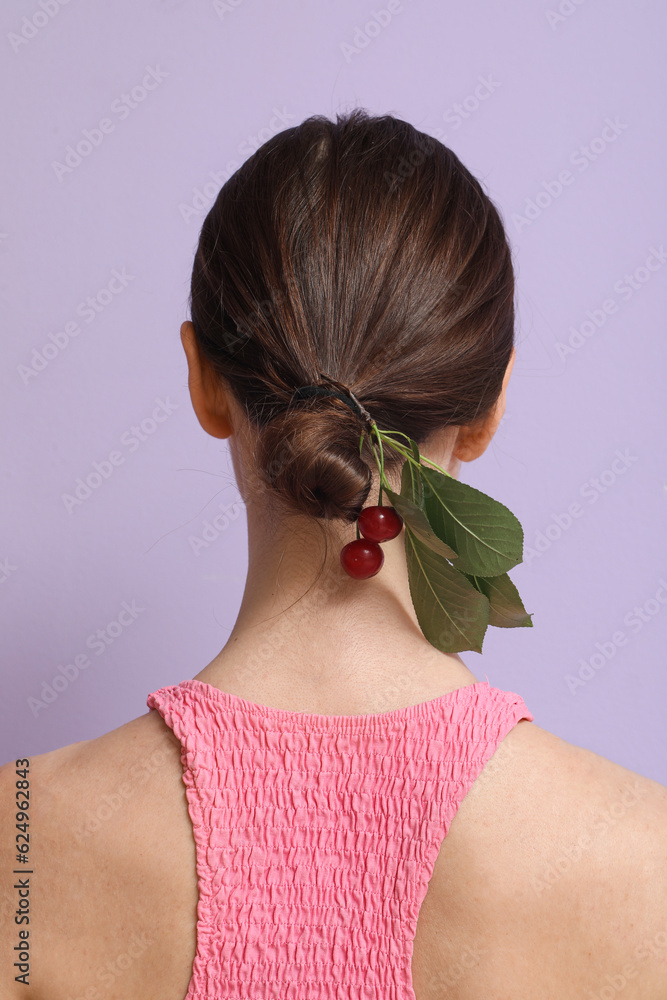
340, 538, 384, 579
357, 505, 404, 543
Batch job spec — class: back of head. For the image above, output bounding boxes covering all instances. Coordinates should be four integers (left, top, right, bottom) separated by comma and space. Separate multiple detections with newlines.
189, 108, 515, 524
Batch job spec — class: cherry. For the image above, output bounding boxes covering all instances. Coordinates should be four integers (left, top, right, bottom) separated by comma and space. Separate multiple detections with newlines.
340, 538, 384, 579
358, 505, 404, 543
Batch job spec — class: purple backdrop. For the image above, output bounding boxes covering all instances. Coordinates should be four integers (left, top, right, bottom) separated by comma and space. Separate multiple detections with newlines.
1, 0, 665, 784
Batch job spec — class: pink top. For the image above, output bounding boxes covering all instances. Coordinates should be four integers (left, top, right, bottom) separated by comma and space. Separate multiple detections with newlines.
146, 677, 534, 1000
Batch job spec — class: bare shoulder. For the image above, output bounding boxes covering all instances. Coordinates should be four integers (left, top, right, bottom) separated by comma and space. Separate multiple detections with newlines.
429, 719, 667, 998
0, 708, 197, 1000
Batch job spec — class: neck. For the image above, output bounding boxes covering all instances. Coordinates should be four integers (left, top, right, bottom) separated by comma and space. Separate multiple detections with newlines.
195, 441, 479, 712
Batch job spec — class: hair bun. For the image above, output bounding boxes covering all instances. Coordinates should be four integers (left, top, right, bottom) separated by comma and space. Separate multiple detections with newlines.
258, 396, 373, 522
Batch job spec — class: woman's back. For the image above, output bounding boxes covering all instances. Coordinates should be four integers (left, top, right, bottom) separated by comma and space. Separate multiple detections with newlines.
2, 665, 666, 1000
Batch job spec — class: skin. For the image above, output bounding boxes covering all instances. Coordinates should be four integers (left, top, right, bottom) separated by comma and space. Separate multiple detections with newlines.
180, 320, 517, 709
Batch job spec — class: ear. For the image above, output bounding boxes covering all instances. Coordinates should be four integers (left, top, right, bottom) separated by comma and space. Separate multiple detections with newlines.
453, 346, 516, 463
181, 321, 234, 440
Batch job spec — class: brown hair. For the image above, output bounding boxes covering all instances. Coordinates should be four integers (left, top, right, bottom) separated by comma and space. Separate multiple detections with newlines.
188, 108, 515, 524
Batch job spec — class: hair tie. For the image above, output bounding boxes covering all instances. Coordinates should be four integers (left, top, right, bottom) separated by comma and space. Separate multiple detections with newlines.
292, 374, 375, 430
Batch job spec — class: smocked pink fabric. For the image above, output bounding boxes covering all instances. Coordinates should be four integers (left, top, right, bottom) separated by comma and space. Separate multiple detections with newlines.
146, 677, 533, 1000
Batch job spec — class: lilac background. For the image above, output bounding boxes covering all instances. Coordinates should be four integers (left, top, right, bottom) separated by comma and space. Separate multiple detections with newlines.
1, 0, 665, 783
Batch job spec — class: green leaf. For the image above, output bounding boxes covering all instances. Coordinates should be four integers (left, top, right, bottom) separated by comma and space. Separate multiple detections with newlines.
419, 466, 524, 577
399, 447, 425, 508
404, 526, 490, 654
375, 442, 532, 651
461, 572, 534, 628
382, 484, 459, 562
385, 455, 490, 654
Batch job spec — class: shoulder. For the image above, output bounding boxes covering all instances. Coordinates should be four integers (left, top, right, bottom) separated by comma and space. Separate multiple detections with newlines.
0, 707, 197, 1000
437, 718, 667, 997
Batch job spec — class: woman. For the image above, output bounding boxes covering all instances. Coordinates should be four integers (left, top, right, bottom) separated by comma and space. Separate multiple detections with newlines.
2, 109, 666, 999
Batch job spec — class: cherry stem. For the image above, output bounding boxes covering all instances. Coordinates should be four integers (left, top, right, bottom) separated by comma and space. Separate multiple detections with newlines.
359, 423, 455, 504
